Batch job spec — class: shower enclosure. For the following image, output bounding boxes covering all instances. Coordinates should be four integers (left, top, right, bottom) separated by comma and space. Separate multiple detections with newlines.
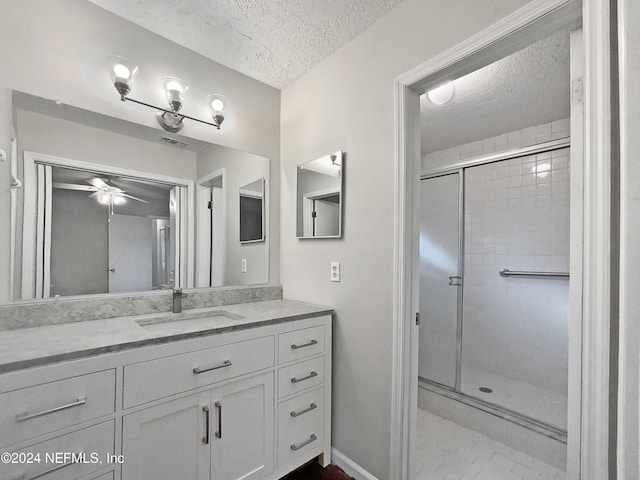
419, 142, 570, 435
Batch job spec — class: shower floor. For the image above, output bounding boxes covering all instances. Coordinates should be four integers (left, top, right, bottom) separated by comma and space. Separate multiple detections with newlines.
415, 408, 566, 480
461, 366, 567, 429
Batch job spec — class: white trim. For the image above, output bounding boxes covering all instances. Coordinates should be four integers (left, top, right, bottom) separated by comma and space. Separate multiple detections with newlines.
331, 448, 379, 480
391, 1, 600, 479
581, 0, 613, 477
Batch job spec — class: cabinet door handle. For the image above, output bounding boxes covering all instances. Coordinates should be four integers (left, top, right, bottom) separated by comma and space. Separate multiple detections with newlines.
16, 452, 82, 480
193, 360, 232, 374
290, 403, 317, 418
291, 339, 318, 350
202, 406, 210, 445
291, 371, 318, 384
16, 396, 86, 423
215, 401, 222, 439
290, 434, 317, 451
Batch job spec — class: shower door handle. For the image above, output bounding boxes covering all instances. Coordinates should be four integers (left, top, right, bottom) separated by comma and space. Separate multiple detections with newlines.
448, 276, 462, 286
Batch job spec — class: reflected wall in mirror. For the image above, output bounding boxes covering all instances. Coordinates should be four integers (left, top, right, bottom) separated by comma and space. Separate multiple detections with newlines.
296, 151, 343, 238
239, 178, 265, 243
11, 91, 270, 300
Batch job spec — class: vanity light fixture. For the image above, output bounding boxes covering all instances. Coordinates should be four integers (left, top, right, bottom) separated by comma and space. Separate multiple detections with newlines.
107, 55, 226, 132
427, 81, 455, 105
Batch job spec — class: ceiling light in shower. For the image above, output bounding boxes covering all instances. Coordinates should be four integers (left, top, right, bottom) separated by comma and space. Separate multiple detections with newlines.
427, 81, 454, 105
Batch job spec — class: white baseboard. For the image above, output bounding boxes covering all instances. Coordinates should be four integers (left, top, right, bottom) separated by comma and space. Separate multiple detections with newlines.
331, 448, 379, 480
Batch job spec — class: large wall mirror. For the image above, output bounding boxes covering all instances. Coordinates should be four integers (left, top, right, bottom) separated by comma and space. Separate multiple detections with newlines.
10, 91, 270, 300
296, 151, 344, 238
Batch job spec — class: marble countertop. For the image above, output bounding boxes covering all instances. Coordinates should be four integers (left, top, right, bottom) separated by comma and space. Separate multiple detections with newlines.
0, 300, 333, 374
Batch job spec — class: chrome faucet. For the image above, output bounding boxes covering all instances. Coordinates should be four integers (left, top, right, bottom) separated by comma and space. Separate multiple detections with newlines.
172, 288, 187, 313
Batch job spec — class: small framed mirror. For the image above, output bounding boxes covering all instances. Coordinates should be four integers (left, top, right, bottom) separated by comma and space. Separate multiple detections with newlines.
239, 178, 265, 243
296, 151, 343, 239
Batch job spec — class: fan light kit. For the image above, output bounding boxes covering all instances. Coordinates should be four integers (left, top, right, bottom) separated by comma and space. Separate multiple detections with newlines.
107, 55, 226, 132
53, 177, 149, 217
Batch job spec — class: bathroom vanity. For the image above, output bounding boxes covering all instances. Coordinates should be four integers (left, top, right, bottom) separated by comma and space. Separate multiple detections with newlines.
0, 297, 332, 480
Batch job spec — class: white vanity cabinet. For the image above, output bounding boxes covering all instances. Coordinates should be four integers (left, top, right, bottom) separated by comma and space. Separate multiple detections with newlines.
122, 372, 274, 480
0, 312, 331, 480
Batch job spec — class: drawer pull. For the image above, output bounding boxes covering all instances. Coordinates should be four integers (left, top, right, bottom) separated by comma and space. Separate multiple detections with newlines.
291, 339, 318, 350
290, 403, 317, 418
215, 401, 223, 439
16, 396, 86, 423
193, 360, 232, 374
290, 434, 317, 451
203, 406, 210, 445
16, 452, 82, 480
291, 371, 318, 384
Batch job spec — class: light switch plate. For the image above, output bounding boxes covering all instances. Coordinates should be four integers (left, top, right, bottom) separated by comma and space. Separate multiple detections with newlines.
330, 261, 340, 282
0, 150, 6, 162
241, 259, 247, 273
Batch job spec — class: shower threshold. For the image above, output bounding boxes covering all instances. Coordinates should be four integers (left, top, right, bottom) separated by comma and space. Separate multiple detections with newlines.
418, 376, 568, 443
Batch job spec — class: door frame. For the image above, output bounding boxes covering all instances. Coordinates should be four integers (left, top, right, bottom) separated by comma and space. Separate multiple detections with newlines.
20, 151, 195, 297
391, 0, 613, 479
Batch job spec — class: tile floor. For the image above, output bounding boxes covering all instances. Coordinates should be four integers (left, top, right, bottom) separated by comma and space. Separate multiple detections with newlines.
415, 408, 566, 480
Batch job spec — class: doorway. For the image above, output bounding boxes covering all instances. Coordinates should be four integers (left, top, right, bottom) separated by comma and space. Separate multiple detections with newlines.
390, 1, 615, 479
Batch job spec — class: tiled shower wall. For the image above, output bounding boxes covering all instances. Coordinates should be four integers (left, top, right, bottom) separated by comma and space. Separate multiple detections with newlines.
422, 118, 569, 172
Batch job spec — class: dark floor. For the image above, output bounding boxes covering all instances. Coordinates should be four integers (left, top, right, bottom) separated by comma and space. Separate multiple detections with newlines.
281, 461, 355, 480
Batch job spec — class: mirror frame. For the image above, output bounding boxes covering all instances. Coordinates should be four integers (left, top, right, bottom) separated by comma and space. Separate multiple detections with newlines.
296, 150, 344, 239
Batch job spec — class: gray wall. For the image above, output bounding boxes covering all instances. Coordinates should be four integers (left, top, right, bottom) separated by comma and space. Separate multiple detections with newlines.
50, 189, 108, 296
280, 0, 531, 477
0, 0, 281, 302
197, 143, 269, 285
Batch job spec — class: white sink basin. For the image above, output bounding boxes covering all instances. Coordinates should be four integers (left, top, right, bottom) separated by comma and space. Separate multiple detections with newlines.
135, 309, 245, 329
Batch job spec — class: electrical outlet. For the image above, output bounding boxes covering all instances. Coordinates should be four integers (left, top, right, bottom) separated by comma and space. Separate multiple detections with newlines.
330, 261, 340, 282
241, 258, 247, 273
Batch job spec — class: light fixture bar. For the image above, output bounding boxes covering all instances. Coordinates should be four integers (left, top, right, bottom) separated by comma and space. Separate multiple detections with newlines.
122, 96, 222, 129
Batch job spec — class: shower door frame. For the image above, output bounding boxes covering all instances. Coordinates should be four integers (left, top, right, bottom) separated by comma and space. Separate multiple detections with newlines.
419, 137, 572, 436
390, 1, 614, 479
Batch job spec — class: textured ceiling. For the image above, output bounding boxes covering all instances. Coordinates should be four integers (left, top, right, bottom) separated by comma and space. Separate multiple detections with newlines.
87, 0, 405, 89
421, 30, 570, 154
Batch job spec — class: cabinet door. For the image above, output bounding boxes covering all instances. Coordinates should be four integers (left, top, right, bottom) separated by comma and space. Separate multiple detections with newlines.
122, 392, 210, 480
211, 373, 274, 480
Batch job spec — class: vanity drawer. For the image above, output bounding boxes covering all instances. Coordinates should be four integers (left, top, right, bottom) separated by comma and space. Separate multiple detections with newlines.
277, 402, 324, 468
278, 357, 325, 399
277, 387, 324, 435
1, 420, 115, 480
278, 325, 325, 364
0, 369, 116, 448
123, 336, 275, 408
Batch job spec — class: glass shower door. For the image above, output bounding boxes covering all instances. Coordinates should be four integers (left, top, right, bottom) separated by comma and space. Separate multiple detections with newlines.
460, 152, 570, 429
418, 173, 461, 388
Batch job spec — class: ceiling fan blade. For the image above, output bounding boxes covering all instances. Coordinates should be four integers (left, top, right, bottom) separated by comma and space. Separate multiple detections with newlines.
52, 182, 97, 192
119, 193, 150, 204
87, 178, 110, 189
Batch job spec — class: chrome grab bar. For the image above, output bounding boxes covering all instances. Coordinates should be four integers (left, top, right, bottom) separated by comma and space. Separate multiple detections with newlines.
499, 268, 569, 278
291, 371, 318, 384
290, 434, 317, 451
193, 360, 232, 374
16, 397, 86, 423
290, 403, 317, 418
291, 339, 318, 350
